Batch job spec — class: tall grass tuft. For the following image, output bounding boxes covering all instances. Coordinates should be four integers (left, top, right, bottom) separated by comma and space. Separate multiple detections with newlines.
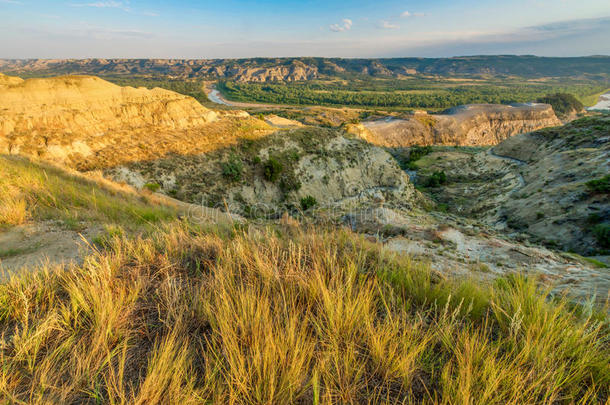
0, 222, 607, 403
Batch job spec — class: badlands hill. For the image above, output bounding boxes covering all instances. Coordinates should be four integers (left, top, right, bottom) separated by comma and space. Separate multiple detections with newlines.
1, 71, 609, 403
0, 73, 269, 169
107, 127, 415, 215
410, 116, 610, 256
0, 73, 416, 211
2, 56, 609, 81
0, 73, 217, 134
348, 103, 561, 147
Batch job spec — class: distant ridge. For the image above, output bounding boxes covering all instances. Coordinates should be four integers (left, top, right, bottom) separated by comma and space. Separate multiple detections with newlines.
1, 55, 609, 82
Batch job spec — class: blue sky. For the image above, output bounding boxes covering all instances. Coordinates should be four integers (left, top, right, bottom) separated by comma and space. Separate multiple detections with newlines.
1, 0, 609, 58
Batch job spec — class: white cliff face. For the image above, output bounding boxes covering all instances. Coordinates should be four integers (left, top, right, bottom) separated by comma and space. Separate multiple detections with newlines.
353, 104, 561, 147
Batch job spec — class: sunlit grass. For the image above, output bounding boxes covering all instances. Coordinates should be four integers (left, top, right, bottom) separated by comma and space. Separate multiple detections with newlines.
0, 155, 176, 230
0, 221, 607, 403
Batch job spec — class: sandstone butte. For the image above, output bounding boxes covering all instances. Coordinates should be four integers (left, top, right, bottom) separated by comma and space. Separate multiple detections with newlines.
0, 73, 218, 138
348, 104, 562, 147
0, 73, 268, 170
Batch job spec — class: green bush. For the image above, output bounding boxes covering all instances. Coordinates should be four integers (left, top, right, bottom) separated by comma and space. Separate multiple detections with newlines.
586, 175, 610, 193
263, 157, 283, 182
300, 195, 317, 211
409, 145, 432, 162
143, 182, 161, 192
592, 223, 610, 248
426, 171, 447, 187
280, 176, 301, 193
221, 155, 244, 182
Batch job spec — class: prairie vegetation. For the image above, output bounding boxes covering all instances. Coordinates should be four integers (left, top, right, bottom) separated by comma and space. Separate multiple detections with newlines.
0, 221, 608, 403
0, 155, 175, 230
0, 156, 609, 403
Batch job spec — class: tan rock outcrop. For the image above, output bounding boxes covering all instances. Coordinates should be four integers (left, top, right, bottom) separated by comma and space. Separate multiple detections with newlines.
0, 73, 272, 169
0, 73, 217, 139
351, 104, 561, 147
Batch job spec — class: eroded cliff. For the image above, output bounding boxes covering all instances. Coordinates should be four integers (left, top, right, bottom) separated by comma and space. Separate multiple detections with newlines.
410, 116, 610, 256
0, 73, 270, 169
349, 104, 561, 147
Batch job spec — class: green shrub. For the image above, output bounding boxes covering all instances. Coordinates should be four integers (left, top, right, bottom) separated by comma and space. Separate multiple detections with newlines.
144, 182, 161, 192
436, 203, 449, 213
409, 145, 432, 162
585, 175, 610, 193
221, 154, 244, 182
592, 223, 610, 248
426, 171, 447, 187
263, 157, 283, 182
300, 195, 317, 211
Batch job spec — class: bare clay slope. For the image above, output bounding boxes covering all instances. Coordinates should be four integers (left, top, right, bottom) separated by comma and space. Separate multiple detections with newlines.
0, 73, 416, 212
0, 73, 272, 170
414, 116, 609, 256
351, 104, 561, 147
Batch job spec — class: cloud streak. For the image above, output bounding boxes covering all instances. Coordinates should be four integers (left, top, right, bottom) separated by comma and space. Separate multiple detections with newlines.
71, 1, 129, 11
329, 18, 352, 32
379, 20, 399, 29
401, 11, 425, 18
69, 1, 159, 17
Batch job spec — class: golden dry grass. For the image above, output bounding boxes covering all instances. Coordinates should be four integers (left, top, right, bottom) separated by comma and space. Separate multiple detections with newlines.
0, 194, 29, 226
0, 155, 176, 230
0, 221, 608, 404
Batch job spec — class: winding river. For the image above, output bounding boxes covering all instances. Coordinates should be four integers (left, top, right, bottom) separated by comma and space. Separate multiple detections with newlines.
587, 92, 610, 111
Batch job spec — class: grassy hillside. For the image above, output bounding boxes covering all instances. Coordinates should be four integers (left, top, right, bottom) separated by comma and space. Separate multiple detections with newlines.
0, 155, 609, 403
0, 155, 176, 231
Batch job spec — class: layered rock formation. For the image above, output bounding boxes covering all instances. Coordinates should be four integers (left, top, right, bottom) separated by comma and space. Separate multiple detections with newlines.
0, 73, 217, 138
349, 104, 561, 147
107, 127, 416, 214
2, 56, 609, 81
221, 60, 318, 82
0, 73, 268, 169
411, 116, 610, 255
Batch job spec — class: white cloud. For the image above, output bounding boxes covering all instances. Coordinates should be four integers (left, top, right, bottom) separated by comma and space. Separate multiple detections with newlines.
401, 11, 425, 18
70, 1, 158, 16
379, 20, 399, 29
0, 0, 23, 4
71, 1, 130, 12
330, 18, 352, 32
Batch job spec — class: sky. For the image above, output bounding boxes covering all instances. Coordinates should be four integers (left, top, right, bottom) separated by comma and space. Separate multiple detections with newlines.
1, 0, 609, 58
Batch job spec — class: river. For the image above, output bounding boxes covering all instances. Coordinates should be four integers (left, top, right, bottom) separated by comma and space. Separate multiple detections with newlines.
207, 89, 231, 106
587, 92, 610, 111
